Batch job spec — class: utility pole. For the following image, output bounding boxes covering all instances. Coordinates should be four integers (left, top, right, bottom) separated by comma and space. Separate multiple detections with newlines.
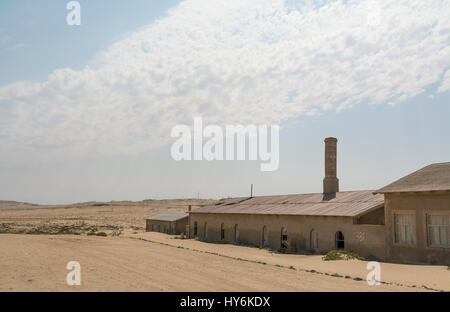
251, 184, 253, 198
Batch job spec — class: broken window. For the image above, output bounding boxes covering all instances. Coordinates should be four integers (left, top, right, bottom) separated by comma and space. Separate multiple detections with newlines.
335, 231, 345, 249
281, 227, 288, 248
194, 221, 198, 236
221, 223, 225, 240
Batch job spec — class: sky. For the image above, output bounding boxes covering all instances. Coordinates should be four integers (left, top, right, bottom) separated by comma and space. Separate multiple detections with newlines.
0, 0, 449, 204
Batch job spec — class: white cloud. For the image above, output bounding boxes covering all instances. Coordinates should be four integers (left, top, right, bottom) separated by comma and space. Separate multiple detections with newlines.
0, 0, 450, 164
437, 69, 450, 93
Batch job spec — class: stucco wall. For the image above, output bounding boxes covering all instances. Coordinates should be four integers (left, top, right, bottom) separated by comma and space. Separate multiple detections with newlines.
189, 213, 385, 259
174, 217, 189, 234
355, 206, 385, 225
385, 192, 450, 265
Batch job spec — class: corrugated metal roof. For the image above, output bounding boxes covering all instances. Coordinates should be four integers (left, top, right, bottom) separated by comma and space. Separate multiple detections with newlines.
374, 162, 450, 194
146, 211, 188, 222
190, 191, 384, 217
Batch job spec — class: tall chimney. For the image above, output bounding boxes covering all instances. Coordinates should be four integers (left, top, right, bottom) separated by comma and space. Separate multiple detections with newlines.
323, 137, 339, 194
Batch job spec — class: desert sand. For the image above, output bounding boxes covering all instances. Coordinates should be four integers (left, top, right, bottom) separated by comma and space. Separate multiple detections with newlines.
0, 200, 448, 292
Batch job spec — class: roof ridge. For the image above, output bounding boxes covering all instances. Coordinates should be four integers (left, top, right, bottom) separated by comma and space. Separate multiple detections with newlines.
428, 161, 450, 166
219, 190, 375, 200
234, 200, 381, 205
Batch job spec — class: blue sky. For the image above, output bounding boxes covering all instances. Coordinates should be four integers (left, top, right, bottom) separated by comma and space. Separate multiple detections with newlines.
0, 0, 449, 204
0, 0, 181, 84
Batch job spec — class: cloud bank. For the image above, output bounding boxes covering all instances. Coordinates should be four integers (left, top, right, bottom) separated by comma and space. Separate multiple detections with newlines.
0, 0, 449, 164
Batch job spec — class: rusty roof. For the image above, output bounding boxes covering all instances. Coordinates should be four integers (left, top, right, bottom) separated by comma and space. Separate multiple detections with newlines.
190, 190, 384, 217
374, 162, 450, 194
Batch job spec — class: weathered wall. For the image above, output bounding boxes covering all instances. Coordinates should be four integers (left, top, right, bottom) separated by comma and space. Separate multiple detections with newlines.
385, 192, 450, 265
174, 217, 189, 234
189, 213, 385, 259
350, 224, 386, 260
355, 206, 384, 225
146, 217, 188, 235
146, 220, 172, 233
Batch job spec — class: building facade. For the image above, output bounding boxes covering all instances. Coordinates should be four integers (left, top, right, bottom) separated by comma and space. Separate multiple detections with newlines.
375, 163, 450, 264
188, 139, 450, 265
190, 210, 386, 259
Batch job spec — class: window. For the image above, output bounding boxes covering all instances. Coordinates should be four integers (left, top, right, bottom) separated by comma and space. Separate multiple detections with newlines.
262, 226, 268, 247
281, 227, 288, 248
221, 223, 225, 240
234, 224, 239, 242
204, 222, 208, 239
335, 231, 344, 249
310, 230, 318, 250
427, 215, 449, 248
394, 214, 415, 245
193, 221, 198, 236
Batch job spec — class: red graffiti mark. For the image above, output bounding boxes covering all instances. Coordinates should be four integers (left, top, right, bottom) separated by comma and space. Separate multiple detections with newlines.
356, 231, 366, 242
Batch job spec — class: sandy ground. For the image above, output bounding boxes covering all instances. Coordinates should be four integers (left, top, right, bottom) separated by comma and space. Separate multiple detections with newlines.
125, 231, 449, 292
0, 200, 448, 292
0, 234, 431, 292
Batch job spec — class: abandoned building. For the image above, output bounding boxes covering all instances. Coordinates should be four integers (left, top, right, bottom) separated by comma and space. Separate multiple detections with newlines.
188, 137, 450, 265
374, 162, 450, 264
146, 211, 188, 234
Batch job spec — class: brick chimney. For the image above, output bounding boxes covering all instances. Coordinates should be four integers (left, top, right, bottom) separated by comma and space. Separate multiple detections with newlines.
323, 137, 339, 194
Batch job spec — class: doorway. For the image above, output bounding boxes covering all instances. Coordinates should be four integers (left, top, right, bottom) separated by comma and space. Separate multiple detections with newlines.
335, 231, 345, 249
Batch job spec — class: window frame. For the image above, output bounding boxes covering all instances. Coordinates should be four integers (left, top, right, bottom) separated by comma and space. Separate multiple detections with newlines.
392, 211, 417, 247
426, 213, 449, 249
220, 223, 225, 240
